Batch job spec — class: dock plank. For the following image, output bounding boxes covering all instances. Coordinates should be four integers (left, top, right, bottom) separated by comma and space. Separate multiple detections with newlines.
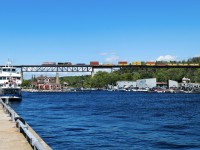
0, 105, 32, 150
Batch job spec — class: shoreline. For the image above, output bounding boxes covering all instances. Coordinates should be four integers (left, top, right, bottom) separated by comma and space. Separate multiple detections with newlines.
21, 88, 200, 94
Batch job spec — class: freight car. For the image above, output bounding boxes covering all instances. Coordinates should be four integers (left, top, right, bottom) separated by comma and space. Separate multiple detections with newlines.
178, 63, 188, 66
76, 63, 86, 65
189, 64, 199, 66
145, 61, 155, 66
90, 61, 99, 66
57, 62, 72, 65
155, 61, 167, 66
167, 63, 178, 66
118, 61, 128, 66
42, 62, 57, 66
132, 61, 142, 65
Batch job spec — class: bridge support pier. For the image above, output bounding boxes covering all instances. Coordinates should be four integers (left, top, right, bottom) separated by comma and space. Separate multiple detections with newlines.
111, 68, 113, 73
91, 70, 95, 77
20, 70, 23, 81
91, 67, 97, 77
56, 72, 60, 84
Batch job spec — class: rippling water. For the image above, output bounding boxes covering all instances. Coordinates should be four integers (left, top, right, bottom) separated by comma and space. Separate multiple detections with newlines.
11, 91, 200, 150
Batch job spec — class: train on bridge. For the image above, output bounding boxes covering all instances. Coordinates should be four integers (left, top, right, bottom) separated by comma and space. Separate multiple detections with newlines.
42, 61, 200, 67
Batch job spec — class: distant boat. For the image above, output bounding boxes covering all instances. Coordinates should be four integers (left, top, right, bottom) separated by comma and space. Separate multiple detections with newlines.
0, 61, 22, 101
135, 88, 149, 92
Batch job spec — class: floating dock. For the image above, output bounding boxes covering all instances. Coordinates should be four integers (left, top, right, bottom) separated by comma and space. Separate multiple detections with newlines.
0, 98, 51, 150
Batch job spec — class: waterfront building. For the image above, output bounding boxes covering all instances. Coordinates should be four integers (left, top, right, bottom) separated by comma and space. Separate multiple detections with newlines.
116, 81, 136, 89
180, 77, 200, 89
182, 77, 191, 84
168, 80, 179, 88
116, 78, 157, 90
31, 75, 61, 90
115, 77, 200, 92
136, 78, 157, 89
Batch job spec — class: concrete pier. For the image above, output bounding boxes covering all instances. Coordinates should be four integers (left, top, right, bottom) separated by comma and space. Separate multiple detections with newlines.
0, 105, 32, 150
0, 98, 52, 150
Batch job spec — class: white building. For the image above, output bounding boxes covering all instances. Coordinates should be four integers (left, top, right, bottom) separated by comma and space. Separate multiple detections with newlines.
180, 77, 200, 89
116, 81, 136, 89
168, 80, 179, 88
136, 78, 157, 89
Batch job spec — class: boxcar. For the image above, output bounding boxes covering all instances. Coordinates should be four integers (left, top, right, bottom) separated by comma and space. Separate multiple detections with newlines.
145, 61, 155, 66
118, 61, 128, 66
132, 61, 142, 65
90, 61, 99, 66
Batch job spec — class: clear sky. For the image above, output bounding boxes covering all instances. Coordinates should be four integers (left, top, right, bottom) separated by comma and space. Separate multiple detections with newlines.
0, 0, 200, 66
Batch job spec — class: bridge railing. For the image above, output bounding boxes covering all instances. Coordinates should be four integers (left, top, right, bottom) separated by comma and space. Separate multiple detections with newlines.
0, 98, 47, 150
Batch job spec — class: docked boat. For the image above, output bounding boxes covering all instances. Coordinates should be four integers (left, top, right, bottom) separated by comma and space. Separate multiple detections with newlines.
0, 61, 22, 101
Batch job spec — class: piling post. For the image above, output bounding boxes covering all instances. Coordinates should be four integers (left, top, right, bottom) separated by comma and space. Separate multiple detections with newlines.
12, 111, 16, 122
5, 97, 9, 105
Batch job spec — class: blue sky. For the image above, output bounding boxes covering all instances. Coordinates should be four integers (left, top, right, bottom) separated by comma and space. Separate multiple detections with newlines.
0, 0, 200, 66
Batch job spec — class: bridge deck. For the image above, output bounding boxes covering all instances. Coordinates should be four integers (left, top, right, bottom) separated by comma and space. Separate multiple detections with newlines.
0, 105, 32, 150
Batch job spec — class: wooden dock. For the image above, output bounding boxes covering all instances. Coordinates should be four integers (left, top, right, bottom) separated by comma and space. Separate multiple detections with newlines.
0, 104, 32, 150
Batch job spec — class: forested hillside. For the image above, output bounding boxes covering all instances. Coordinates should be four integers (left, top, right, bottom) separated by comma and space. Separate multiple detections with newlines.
60, 57, 200, 88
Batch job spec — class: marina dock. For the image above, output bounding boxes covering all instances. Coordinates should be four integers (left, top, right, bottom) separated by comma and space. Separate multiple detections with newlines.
0, 104, 32, 150
0, 99, 51, 150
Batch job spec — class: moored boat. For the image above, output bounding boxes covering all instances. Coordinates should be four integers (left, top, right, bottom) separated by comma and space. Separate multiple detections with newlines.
0, 61, 22, 101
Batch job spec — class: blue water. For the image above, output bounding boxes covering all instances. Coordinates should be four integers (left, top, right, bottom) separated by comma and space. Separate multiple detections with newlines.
11, 91, 200, 150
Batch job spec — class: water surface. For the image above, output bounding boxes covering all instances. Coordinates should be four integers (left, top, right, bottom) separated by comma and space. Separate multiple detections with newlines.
11, 91, 200, 150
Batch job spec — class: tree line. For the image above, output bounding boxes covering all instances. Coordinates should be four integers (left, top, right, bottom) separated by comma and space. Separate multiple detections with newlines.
22, 57, 200, 88
58, 68, 200, 89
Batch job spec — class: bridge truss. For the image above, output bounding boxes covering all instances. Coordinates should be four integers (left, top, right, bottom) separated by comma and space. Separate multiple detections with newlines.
1, 64, 198, 81
20, 65, 93, 72
8, 65, 200, 73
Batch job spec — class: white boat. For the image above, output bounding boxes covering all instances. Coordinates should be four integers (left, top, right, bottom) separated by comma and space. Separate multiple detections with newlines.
0, 61, 22, 101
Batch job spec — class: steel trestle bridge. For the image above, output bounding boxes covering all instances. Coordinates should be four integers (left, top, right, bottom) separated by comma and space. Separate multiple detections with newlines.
1, 64, 199, 72
1, 64, 199, 80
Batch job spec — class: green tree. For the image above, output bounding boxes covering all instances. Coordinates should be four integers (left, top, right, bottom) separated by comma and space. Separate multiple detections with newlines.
22, 80, 31, 88
132, 72, 141, 81
91, 71, 110, 88
193, 69, 200, 82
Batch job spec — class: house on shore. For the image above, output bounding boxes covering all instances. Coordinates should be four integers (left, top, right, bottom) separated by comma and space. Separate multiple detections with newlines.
31, 74, 61, 90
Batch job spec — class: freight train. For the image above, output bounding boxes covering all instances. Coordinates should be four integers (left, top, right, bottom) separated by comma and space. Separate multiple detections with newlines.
42, 61, 200, 66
